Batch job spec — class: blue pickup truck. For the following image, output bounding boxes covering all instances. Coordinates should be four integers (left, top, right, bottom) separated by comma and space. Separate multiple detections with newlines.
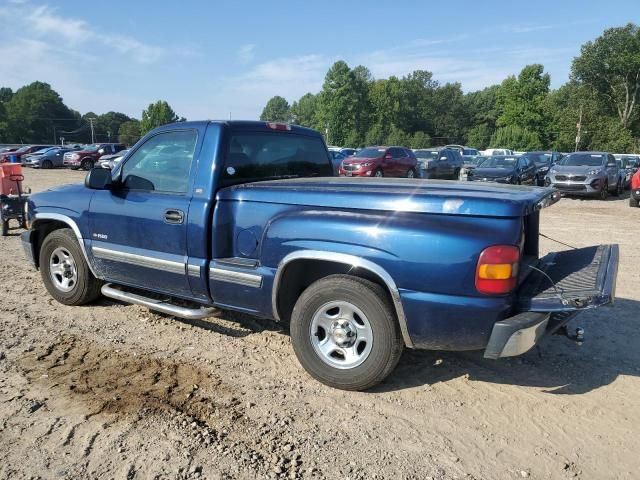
21, 121, 619, 390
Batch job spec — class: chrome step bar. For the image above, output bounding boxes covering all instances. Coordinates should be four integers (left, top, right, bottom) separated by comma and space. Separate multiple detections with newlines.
101, 284, 217, 320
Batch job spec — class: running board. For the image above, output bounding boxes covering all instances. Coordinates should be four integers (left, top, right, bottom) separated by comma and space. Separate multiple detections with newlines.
101, 284, 217, 320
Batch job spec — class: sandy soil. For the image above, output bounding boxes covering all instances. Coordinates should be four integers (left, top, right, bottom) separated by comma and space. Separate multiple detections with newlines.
0, 168, 638, 480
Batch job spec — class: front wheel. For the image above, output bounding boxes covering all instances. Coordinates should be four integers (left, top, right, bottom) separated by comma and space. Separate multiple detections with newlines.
81, 159, 93, 171
615, 180, 623, 197
599, 181, 608, 200
630, 195, 640, 208
41, 160, 53, 169
39, 228, 102, 305
290, 275, 404, 391
373, 169, 383, 178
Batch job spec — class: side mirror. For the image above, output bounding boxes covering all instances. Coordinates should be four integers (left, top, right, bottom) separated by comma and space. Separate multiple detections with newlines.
439, 156, 447, 161
85, 168, 113, 190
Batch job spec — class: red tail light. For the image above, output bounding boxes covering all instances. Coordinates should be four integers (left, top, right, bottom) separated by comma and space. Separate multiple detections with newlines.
475, 245, 520, 295
266, 122, 291, 131
632, 171, 640, 190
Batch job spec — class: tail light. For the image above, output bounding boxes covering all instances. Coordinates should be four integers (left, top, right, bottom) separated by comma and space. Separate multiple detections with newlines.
266, 122, 291, 131
475, 245, 520, 295
632, 171, 640, 190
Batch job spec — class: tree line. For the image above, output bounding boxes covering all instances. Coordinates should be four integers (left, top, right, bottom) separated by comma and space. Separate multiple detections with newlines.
260, 23, 640, 152
0, 83, 183, 146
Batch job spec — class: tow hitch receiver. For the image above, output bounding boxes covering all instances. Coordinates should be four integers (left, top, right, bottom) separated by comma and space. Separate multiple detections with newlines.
557, 325, 585, 345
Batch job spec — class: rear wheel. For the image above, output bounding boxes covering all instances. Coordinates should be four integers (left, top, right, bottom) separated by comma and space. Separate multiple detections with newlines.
615, 180, 623, 197
374, 169, 383, 178
290, 275, 404, 391
406, 168, 416, 179
41, 160, 53, 169
453, 168, 460, 180
39, 228, 102, 305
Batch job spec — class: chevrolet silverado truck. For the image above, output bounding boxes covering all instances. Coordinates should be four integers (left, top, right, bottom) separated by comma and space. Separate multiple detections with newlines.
21, 121, 619, 390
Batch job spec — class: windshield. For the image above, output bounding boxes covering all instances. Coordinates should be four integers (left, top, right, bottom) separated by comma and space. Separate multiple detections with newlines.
527, 153, 552, 165
478, 156, 517, 168
82, 144, 100, 152
466, 156, 484, 165
16, 146, 32, 153
463, 148, 478, 155
560, 153, 605, 167
221, 132, 332, 186
355, 148, 385, 158
414, 150, 439, 160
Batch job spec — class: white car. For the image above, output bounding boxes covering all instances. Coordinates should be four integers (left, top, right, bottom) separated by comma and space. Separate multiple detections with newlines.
482, 148, 514, 156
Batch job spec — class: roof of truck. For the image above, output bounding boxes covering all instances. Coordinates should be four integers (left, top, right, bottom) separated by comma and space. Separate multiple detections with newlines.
150, 120, 322, 137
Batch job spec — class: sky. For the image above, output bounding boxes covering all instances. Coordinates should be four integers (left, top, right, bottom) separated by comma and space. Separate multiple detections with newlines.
0, 0, 638, 120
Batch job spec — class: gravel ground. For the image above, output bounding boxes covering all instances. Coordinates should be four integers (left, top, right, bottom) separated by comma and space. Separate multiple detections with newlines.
0, 168, 638, 480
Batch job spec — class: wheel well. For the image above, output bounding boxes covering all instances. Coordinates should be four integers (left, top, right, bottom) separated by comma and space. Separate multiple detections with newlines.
275, 259, 394, 323
30, 220, 70, 268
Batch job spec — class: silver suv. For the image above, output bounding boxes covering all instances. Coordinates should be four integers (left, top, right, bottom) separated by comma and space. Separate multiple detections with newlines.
545, 152, 620, 200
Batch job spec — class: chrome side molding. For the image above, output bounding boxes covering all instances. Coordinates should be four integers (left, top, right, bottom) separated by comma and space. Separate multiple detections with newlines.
271, 250, 415, 348
101, 284, 217, 320
209, 267, 263, 288
92, 246, 185, 275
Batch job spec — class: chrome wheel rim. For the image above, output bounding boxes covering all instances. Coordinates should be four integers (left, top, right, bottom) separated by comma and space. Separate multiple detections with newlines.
374, 170, 383, 177
309, 301, 373, 370
49, 247, 78, 292
407, 170, 414, 178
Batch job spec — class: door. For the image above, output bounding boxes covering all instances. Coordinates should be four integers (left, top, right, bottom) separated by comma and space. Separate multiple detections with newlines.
435, 151, 451, 178
518, 157, 536, 184
394, 148, 409, 176
606, 154, 618, 187
88, 129, 199, 298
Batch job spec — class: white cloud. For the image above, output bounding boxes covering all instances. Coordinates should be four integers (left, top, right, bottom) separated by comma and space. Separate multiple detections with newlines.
237, 44, 256, 64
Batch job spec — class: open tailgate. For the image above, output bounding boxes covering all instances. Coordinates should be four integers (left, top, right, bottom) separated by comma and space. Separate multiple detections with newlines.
518, 244, 619, 312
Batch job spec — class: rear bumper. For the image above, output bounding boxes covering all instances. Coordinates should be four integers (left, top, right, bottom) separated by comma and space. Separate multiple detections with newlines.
484, 312, 549, 359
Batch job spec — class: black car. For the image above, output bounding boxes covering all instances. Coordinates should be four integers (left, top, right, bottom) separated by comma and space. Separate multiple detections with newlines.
467, 155, 537, 185
523, 151, 562, 186
414, 147, 463, 179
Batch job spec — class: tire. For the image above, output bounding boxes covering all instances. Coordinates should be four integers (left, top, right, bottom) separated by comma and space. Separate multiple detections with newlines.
39, 228, 102, 305
599, 181, 608, 200
81, 159, 93, 171
453, 168, 460, 180
630, 195, 640, 208
290, 275, 404, 391
374, 169, 384, 178
615, 180, 623, 197
41, 160, 53, 169
406, 168, 416, 179
1, 220, 8, 237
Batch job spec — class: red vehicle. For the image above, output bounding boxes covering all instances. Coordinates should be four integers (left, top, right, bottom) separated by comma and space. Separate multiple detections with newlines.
63, 143, 126, 170
0, 145, 53, 163
338, 146, 418, 178
630, 169, 640, 207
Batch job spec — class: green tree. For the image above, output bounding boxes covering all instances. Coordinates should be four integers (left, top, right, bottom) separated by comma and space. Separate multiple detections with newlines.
572, 23, 640, 128
140, 100, 180, 135
431, 82, 469, 144
409, 131, 431, 148
386, 125, 411, 146
466, 124, 493, 150
464, 85, 501, 147
490, 125, 542, 150
95, 111, 133, 142
260, 95, 291, 122
0, 87, 13, 104
496, 64, 550, 144
118, 120, 142, 146
5, 81, 77, 143
290, 93, 320, 129
319, 61, 361, 146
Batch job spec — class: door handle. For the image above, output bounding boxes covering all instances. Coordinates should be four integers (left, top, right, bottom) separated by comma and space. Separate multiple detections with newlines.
164, 209, 184, 224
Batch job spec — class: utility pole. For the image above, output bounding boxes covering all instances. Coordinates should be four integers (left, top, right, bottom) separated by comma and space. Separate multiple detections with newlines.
575, 106, 582, 152
88, 117, 96, 144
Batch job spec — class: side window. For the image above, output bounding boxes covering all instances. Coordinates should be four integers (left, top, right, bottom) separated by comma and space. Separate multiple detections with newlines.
121, 130, 197, 194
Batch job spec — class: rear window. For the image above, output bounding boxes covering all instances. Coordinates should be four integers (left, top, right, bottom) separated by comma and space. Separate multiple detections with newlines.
414, 150, 439, 160
355, 147, 386, 158
221, 132, 332, 185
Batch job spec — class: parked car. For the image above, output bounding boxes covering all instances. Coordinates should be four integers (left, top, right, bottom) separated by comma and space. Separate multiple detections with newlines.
459, 155, 485, 180
63, 143, 127, 170
445, 145, 480, 158
523, 151, 562, 186
21, 120, 618, 391
97, 149, 130, 170
340, 148, 357, 157
24, 147, 75, 169
414, 148, 463, 179
468, 155, 537, 185
338, 146, 417, 178
630, 168, 640, 207
1, 145, 54, 163
614, 154, 640, 173
545, 152, 621, 199
615, 159, 632, 191
0, 146, 19, 154
22, 147, 62, 166
482, 148, 513, 156
329, 150, 346, 175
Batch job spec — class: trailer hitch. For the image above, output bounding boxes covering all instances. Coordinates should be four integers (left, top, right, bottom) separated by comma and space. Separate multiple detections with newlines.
556, 325, 585, 345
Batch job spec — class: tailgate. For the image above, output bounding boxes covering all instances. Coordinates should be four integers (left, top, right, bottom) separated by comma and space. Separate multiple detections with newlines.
517, 244, 619, 312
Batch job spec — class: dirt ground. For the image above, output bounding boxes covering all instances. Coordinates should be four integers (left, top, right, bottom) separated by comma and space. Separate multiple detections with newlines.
0, 168, 638, 480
